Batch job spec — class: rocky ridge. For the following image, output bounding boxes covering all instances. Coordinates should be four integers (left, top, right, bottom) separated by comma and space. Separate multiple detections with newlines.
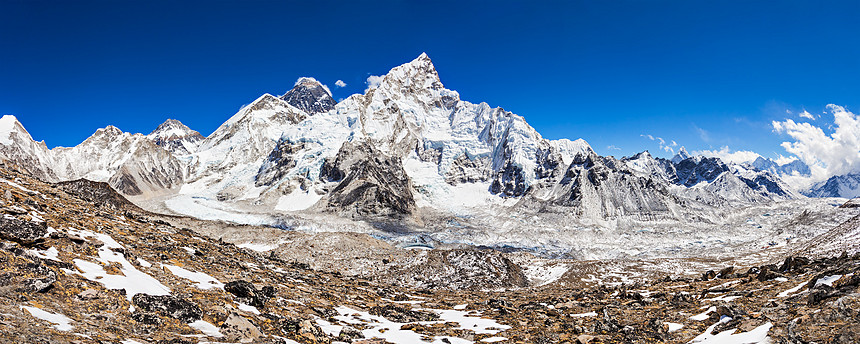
0, 164, 858, 343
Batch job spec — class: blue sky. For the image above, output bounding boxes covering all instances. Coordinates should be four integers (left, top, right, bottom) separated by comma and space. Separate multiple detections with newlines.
1, 1, 859, 162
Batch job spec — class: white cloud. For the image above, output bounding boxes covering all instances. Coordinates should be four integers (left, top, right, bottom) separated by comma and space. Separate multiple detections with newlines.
774, 155, 798, 165
798, 110, 815, 120
366, 75, 384, 89
773, 104, 860, 188
694, 146, 761, 164
606, 145, 621, 151
641, 134, 675, 153
335, 80, 347, 88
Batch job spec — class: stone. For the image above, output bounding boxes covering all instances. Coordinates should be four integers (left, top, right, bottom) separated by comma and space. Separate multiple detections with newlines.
220, 313, 262, 343
132, 294, 202, 323
76, 288, 100, 300
225, 280, 273, 309
0, 217, 47, 246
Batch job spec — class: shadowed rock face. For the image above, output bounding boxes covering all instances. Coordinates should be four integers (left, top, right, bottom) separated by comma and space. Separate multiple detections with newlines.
280, 78, 336, 115
675, 157, 730, 187
319, 140, 417, 219
806, 173, 860, 198
224, 280, 275, 309
55, 179, 144, 212
255, 140, 307, 187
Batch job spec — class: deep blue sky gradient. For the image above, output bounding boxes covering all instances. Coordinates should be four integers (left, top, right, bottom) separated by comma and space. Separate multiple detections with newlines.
1, 1, 858, 159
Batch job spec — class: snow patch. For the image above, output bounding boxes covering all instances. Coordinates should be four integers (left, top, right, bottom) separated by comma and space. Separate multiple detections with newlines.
20, 306, 74, 331
814, 274, 842, 287
334, 305, 508, 343
777, 281, 808, 298
163, 264, 224, 290
28, 246, 60, 261
690, 316, 772, 344
690, 307, 716, 321
189, 320, 224, 337
238, 302, 260, 314
69, 229, 170, 300
665, 322, 683, 332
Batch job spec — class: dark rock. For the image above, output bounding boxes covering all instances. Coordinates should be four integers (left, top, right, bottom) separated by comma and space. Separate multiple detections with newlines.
717, 266, 735, 279
593, 307, 621, 334
808, 288, 834, 306
444, 154, 491, 185
131, 312, 162, 326
0, 217, 47, 246
55, 179, 144, 212
312, 306, 336, 318
279, 78, 336, 115
757, 265, 782, 282
319, 140, 417, 219
386, 249, 528, 290
779, 256, 810, 273
488, 298, 510, 309
16, 262, 56, 293
675, 157, 730, 187
255, 140, 308, 187
157, 339, 196, 344
225, 280, 273, 309
368, 304, 438, 323
132, 294, 202, 323
337, 325, 364, 341
670, 292, 694, 306
711, 317, 743, 335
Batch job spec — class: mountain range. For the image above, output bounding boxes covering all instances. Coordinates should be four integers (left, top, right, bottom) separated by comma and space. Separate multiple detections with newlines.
0, 53, 856, 257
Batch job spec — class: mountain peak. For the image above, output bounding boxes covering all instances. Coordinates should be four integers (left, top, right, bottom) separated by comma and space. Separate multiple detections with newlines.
280, 77, 336, 114
97, 125, 124, 136
147, 119, 203, 155
0, 115, 34, 146
671, 146, 691, 164
149, 119, 200, 139
412, 52, 432, 65
0, 115, 23, 134
377, 53, 442, 91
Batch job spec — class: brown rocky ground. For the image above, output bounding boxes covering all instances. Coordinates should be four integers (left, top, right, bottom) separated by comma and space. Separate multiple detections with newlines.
0, 164, 858, 343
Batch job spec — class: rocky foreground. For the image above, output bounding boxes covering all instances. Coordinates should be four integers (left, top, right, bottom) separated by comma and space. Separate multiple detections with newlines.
0, 164, 858, 344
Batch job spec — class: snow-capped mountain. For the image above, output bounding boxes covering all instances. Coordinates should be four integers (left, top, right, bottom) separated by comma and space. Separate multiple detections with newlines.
621, 150, 796, 203
749, 156, 810, 176
51, 126, 186, 196
0, 115, 58, 182
805, 173, 860, 198
0, 53, 803, 226
147, 119, 204, 155
280, 77, 336, 115
671, 146, 692, 164
0, 116, 185, 196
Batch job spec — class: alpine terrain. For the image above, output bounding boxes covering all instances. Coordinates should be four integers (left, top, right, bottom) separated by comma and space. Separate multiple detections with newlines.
1, 54, 859, 343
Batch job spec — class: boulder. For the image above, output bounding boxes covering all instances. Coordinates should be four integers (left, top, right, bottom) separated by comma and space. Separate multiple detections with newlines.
132, 294, 202, 323
220, 313, 262, 343
0, 217, 47, 246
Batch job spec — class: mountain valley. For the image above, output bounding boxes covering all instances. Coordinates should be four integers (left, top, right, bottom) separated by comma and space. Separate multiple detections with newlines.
1, 54, 859, 343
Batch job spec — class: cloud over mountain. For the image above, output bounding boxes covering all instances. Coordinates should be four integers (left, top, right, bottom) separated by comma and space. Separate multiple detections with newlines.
773, 104, 860, 188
